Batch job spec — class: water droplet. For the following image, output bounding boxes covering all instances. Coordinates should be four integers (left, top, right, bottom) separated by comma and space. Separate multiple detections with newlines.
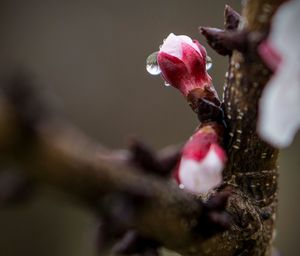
164, 81, 171, 87
206, 56, 213, 70
146, 51, 161, 75
179, 184, 185, 189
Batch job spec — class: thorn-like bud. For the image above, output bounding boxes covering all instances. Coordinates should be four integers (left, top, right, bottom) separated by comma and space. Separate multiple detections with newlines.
129, 138, 180, 177
199, 5, 243, 56
129, 138, 159, 172
200, 27, 248, 56
224, 5, 241, 31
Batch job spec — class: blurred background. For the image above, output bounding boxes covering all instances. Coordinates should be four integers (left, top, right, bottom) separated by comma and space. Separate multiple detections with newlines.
0, 0, 299, 255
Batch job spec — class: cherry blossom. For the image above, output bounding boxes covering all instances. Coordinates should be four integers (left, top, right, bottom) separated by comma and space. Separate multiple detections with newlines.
258, 0, 300, 147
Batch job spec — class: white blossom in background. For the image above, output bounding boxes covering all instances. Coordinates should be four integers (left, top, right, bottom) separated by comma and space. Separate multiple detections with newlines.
258, 0, 300, 148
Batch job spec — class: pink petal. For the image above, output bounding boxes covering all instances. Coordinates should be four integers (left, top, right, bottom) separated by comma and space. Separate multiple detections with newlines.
182, 128, 219, 161
258, 41, 282, 72
181, 43, 211, 86
157, 51, 189, 91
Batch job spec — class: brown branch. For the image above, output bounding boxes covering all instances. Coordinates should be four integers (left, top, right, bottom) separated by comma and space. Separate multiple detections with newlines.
0, 74, 230, 255
199, 4, 244, 56
197, 1, 287, 255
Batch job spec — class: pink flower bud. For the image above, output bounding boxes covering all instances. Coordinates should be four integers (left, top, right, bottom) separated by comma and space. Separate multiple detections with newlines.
157, 33, 212, 97
174, 125, 226, 194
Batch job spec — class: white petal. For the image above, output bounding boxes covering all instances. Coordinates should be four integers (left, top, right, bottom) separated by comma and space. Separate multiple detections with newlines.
269, 0, 300, 61
258, 61, 300, 147
258, 0, 300, 147
160, 33, 200, 60
178, 147, 224, 194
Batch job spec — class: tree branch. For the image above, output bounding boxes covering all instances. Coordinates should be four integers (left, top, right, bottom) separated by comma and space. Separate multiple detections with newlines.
0, 74, 230, 255
199, 0, 287, 255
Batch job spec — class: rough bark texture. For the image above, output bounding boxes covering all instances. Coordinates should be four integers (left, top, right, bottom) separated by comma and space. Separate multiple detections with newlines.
0, 0, 289, 255
196, 0, 286, 255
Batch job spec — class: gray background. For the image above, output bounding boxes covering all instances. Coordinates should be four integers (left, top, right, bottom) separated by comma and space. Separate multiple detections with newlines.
0, 0, 299, 255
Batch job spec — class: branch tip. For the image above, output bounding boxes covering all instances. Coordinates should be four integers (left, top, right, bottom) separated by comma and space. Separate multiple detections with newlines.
224, 5, 241, 31
200, 27, 232, 56
200, 27, 248, 56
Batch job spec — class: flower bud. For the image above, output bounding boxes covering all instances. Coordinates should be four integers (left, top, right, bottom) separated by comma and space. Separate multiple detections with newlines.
157, 33, 219, 110
174, 125, 226, 194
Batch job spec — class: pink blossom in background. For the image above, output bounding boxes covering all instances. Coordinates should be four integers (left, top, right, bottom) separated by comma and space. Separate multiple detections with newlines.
258, 0, 300, 148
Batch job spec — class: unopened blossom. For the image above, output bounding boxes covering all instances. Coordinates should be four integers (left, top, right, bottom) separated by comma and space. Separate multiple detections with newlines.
157, 33, 219, 108
174, 125, 226, 194
258, 0, 300, 147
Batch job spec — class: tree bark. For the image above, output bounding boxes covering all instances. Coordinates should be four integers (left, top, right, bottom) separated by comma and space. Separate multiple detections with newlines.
197, 0, 286, 255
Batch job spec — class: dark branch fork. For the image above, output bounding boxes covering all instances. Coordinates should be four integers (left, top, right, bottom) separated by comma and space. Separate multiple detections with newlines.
0, 0, 288, 255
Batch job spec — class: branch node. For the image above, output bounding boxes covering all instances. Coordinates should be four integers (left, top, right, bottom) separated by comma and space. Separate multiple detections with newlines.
194, 192, 232, 238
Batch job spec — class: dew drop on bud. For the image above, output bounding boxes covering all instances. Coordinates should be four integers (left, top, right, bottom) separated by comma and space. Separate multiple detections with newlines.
206, 56, 213, 70
164, 81, 171, 87
146, 51, 161, 75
